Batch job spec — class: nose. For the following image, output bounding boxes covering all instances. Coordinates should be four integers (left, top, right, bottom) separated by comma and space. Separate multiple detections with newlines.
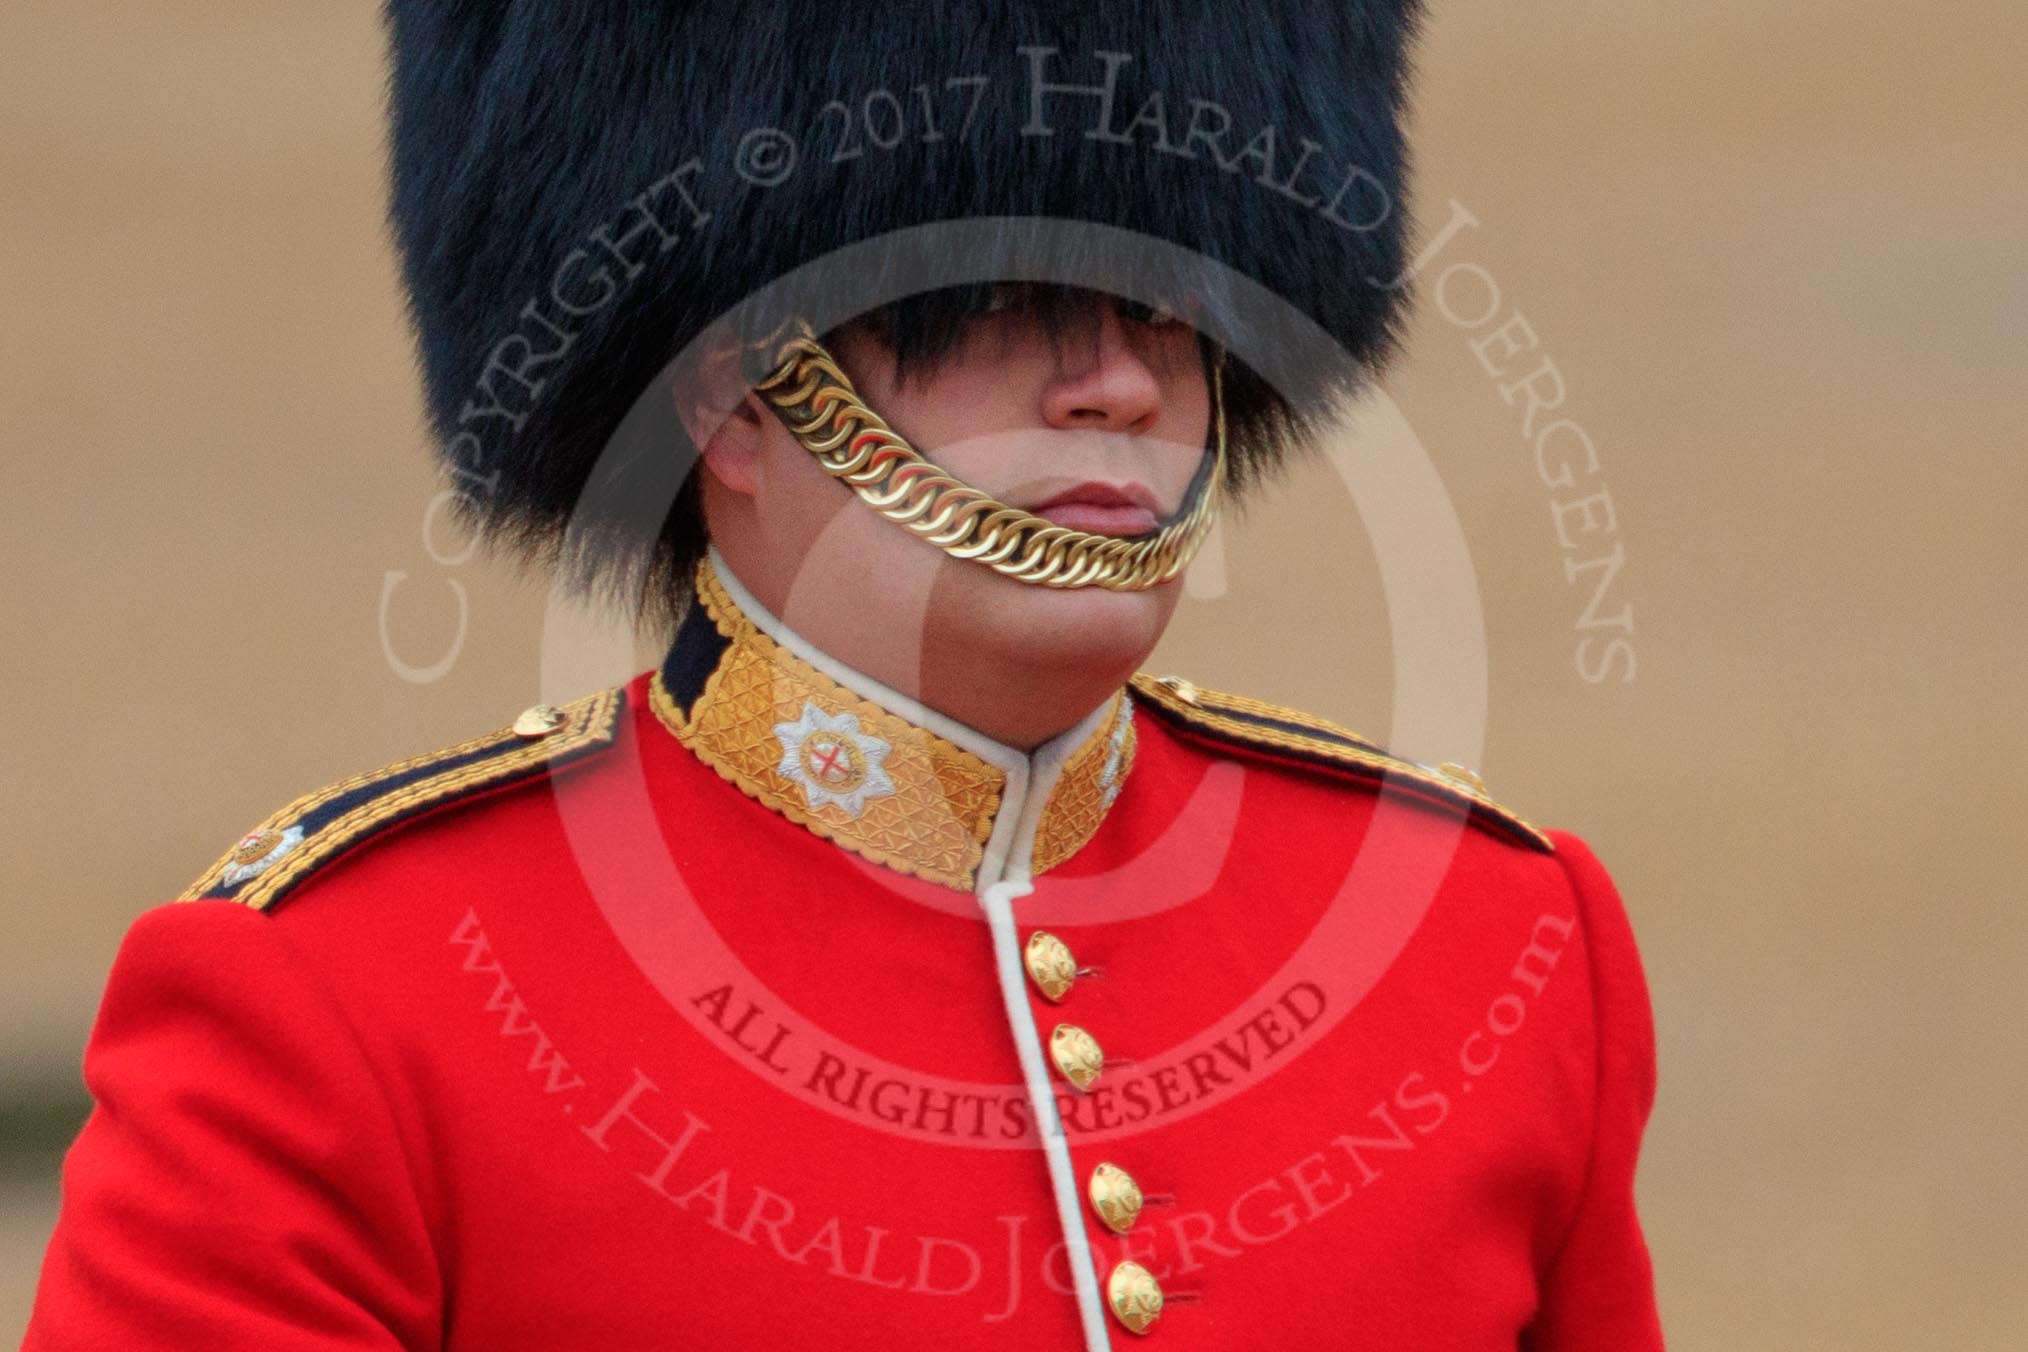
1038, 305, 1163, 435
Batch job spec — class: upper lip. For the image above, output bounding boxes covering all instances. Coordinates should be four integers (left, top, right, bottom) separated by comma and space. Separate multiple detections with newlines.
1025, 480, 1163, 515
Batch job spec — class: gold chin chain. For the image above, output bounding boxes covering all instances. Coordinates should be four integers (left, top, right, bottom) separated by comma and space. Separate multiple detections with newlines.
752, 321, 1226, 591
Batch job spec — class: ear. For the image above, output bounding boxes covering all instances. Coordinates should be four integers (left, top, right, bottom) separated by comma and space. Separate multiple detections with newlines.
670, 345, 765, 496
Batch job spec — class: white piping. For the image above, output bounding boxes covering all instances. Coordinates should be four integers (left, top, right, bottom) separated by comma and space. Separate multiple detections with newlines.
970, 699, 1119, 1351
981, 880, 1114, 1352
982, 694, 1114, 890
973, 697, 1119, 1351
706, 547, 1118, 1348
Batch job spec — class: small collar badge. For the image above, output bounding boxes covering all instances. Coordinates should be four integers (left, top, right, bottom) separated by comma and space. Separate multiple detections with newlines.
773, 701, 895, 818
221, 824, 304, 888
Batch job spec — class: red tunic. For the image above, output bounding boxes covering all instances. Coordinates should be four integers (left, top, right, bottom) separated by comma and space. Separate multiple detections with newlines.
27, 560, 1662, 1350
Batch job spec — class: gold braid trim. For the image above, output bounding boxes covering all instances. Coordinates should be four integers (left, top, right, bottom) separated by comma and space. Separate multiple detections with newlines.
753, 323, 1226, 591
1032, 695, 1137, 875
651, 554, 1134, 886
1178, 683, 1386, 753
1128, 673, 1553, 852
180, 687, 626, 912
653, 557, 1004, 890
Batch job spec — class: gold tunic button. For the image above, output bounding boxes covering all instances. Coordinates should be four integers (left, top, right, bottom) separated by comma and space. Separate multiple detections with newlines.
1023, 931, 1077, 1003
513, 704, 567, 738
1088, 1161, 1144, 1234
1107, 1260, 1164, 1335
1156, 674, 1200, 706
1049, 1023, 1104, 1092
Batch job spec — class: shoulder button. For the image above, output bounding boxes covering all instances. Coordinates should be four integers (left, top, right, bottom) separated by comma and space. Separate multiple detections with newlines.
1436, 761, 1488, 794
1128, 670, 1551, 853
513, 703, 568, 738
181, 687, 626, 912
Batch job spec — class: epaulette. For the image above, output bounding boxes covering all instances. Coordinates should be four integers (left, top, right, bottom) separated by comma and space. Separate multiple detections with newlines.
1127, 672, 1553, 853
179, 687, 627, 913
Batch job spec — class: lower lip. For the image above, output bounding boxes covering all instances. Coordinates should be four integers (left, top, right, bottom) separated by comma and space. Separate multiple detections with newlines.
1035, 503, 1161, 535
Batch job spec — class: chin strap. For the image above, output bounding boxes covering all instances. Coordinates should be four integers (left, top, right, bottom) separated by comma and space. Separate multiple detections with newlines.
753, 320, 1226, 591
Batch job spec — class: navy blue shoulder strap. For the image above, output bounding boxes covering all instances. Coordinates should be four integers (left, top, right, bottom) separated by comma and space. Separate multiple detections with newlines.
179, 687, 626, 912
1128, 673, 1553, 853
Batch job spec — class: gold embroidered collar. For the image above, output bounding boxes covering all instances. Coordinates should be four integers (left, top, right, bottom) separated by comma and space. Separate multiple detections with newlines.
649, 550, 1137, 891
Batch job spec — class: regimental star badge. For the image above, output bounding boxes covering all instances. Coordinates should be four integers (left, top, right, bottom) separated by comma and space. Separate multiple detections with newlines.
221, 824, 305, 888
773, 701, 895, 818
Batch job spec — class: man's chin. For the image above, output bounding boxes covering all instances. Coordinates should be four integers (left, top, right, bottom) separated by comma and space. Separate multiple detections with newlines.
968, 571, 1181, 666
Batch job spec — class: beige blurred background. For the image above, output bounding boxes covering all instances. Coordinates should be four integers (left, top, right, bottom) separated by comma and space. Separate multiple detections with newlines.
4, 2, 2024, 1346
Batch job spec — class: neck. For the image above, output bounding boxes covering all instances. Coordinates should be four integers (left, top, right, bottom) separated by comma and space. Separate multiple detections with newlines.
915, 647, 1137, 754
706, 545, 1134, 752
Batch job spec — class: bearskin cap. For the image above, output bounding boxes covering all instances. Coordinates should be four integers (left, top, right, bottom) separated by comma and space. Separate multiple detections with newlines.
383, 2, 1428, 624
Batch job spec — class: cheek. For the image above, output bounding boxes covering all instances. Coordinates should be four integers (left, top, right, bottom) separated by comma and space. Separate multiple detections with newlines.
972, 573, 1183, 640
755, 430, 854, 546
1172, 368, 1214, 444
1150, 354, 1213, 472
1156, 412, 1214, 501
886, 373, 1032, 470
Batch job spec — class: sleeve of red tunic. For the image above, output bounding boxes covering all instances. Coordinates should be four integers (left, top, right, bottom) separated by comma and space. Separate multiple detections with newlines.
1525, 831, 1667, 1351
24, 900, 441, 1351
